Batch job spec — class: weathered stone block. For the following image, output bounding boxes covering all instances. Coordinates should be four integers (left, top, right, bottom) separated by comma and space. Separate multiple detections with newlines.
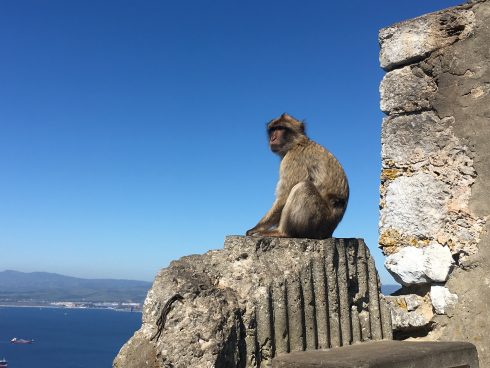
380, 110, 485, 259
381, 112, 457, 169
113, 237, 392, 368
381, 174, 449, 239
380, 66, 436, 114
379, 8, 475, 70
272, 341, 479, 368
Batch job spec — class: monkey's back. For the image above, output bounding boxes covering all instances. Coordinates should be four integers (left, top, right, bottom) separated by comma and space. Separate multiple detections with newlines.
283, 139, 349, 204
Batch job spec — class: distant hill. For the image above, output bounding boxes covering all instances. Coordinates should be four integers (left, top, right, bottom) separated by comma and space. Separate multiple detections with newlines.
0, 270, 152, 303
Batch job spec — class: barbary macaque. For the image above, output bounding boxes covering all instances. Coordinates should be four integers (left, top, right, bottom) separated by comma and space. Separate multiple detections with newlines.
246, 113, 349, 239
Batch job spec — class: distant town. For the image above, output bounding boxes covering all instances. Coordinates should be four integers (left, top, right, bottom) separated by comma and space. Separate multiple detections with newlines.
0, 300, 143, 311
51, 301, 142, 311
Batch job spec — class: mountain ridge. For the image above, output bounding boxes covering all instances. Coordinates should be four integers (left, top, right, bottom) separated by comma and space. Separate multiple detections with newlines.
0, 270, 152, 303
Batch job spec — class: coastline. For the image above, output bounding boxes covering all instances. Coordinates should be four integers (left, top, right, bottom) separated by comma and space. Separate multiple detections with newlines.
0, 304, 142, 313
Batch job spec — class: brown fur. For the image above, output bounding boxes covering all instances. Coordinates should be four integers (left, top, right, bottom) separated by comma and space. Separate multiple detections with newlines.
246, 113, 349, 239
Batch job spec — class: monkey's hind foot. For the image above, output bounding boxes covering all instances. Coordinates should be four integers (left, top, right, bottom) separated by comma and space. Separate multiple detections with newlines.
254, 230, 288, 238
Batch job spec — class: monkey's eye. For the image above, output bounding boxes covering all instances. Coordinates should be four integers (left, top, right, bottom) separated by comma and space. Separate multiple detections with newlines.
268, 126, 286, 134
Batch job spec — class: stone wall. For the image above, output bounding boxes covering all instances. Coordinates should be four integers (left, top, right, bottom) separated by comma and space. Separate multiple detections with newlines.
378, 0, 490, 365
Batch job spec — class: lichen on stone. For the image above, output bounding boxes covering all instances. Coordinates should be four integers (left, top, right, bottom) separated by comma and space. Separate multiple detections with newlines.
380, 110, 486, 262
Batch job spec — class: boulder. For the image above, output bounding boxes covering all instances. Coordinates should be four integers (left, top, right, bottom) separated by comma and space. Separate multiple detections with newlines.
384, 243, 454, 286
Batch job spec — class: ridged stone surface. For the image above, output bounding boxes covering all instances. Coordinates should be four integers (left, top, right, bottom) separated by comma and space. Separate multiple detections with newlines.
113, 236, 391, 368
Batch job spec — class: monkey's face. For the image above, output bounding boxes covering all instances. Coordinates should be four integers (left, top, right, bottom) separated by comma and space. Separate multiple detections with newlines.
267, 114, 306, 155
268, 126, 287, 153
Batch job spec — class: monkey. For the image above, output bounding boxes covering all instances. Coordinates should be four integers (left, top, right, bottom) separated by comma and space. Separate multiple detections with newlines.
246, 113, 349, 239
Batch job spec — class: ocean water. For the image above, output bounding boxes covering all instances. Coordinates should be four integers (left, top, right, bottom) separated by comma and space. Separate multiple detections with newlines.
0, 307, 141, 368
381, 284, 401, 295
0, 286, 400, 367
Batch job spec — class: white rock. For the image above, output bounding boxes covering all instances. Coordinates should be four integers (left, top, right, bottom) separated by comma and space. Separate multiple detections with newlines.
385, 243, 454, 286
424, 242, 454, 282
430, 285, 458, 314
385, 247, 429, 285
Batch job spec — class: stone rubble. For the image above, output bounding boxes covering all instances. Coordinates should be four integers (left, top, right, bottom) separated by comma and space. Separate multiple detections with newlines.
384, 294, 433, 332
430, 285, 458, 315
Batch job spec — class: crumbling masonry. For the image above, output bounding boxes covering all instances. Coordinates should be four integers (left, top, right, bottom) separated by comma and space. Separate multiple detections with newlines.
378, 0, 490, 366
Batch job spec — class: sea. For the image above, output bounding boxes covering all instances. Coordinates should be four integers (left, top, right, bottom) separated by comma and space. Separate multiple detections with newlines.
0, 285, 400, 368
0, 307, 141, 368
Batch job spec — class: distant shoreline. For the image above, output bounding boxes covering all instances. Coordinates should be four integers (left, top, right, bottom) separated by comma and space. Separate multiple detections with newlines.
0, 304, 142, 313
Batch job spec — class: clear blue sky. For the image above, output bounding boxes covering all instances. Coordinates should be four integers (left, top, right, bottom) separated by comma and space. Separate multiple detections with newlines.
1, 0, 463, 283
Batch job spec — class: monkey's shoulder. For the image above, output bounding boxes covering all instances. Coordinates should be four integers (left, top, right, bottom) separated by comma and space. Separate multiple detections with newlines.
285, 140, 342, 167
